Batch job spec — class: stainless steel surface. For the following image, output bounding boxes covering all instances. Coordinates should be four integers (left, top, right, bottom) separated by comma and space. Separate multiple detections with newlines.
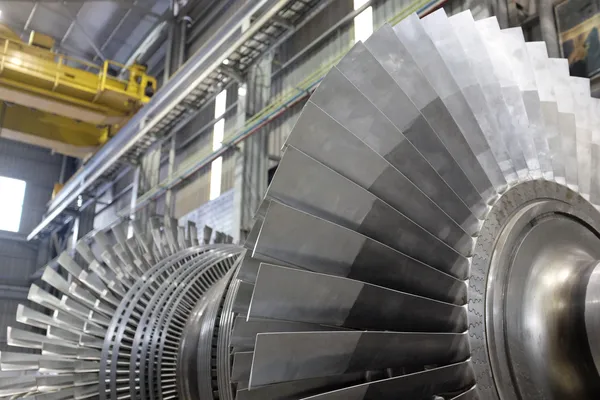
100, 244, 242, 400
284, 101, 480, 236
336, 41, 489, 217
470, 180, 600, 399
230, 317, 339, 352
254, 199, 468, 293
394, 13, 503, 199
233, 11, 600, 400
526, 41, 567, 183
450, 11, 529, 181
504, 217, 599, 398
4, 217, 243, 400
548, 58, 579, 190
249, 331, 468, 386
571, 77, 593, 198
425, 10, 521, 184
309, 69, 482, 227
7, 9, 600, 400
485, 198, 600, 399
301, 361, 474, 399
235, 374, 364, 400
248, 264, 467, 332
585, 262, 600, 375
476, 17, 542, 180
501, 27, 554, 181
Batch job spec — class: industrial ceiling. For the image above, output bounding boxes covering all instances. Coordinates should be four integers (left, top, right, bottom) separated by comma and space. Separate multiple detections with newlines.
0, 0, 169, 65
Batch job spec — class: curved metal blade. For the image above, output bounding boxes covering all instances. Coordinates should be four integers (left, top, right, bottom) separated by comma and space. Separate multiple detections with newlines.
248, 264, 467, 332
249, 331, 469, 387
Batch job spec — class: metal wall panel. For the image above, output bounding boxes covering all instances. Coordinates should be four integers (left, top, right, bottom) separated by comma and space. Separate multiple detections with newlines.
373, 0, 416, 27
187, 0, 247, 57
94, 190, 117, 230
89, 89, 237, 224
0, 241, 36, 287
180, 188, 235, 239
174, 164, 212, 218
173, 104, 214, 217
221, 147, 238, 193
172, 85, 239, 217
273, 0, 353, 91
93, 168, 135, 230
221, 86, 241, 194
267, 100, 304, 161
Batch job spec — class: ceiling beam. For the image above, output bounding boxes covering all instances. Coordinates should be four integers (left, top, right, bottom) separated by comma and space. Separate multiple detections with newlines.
1, 0, 162, 18
61, 5, 106, 61
4, 0, 140, 2
23, 2, 39, 35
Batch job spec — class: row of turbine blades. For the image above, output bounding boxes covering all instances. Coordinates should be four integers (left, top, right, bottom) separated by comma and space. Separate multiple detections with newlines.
99, 244, 242, 400
209, 8, 600, 400
3, 6, 600, 400
0, 216, 243, 400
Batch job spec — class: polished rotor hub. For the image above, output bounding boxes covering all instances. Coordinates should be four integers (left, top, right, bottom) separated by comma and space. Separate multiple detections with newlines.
472, 181, 600, 399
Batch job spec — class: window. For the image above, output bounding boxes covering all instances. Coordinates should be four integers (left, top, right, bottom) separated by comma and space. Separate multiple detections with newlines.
353, 0, 373, 43
210, 90, 227, 200
0, 176, 26, 232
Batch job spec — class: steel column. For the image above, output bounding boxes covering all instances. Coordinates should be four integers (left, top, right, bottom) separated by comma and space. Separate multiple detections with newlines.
236, 54, 271, 240
164, 4, 187, 218
537, 0, 559, 57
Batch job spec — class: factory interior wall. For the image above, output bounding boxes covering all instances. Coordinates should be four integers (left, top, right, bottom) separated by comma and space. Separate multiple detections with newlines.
0, 138, 63, 350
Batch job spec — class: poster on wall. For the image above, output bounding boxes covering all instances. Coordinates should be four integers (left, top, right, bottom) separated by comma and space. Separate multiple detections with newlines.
556, 0, 600, 78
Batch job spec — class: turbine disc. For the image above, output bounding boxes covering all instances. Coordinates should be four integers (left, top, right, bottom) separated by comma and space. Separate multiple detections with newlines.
4, 8, 600, 400
2, 218, 243, 400
186, 9, 600, 400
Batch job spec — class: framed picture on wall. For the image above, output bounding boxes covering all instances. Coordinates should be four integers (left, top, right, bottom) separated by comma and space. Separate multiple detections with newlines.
556, 0, 600, 78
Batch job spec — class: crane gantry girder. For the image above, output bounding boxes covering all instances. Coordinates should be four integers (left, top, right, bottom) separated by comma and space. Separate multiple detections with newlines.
0, 24, 156, 157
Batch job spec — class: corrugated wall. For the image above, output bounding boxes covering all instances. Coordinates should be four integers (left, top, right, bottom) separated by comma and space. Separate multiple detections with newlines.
373, 0, 428, 26
94, 168, 136, 230
173, 101, 215, 216
186, 0, 247, 57
172, 86, 239, 218
0, 138, 63, 350
180, 189, 235, 237
90, 80, 239, 225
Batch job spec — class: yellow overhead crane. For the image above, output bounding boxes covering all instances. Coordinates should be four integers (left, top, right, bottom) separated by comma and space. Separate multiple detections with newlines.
0, 24, 157, 158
